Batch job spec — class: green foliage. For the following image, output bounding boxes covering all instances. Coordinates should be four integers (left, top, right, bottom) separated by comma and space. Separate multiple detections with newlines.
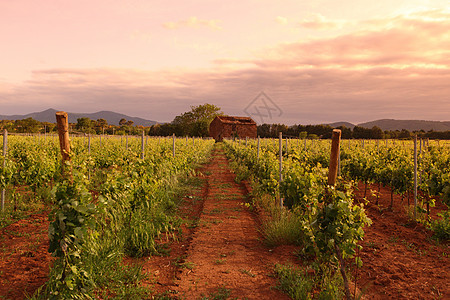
6, 135, 215, 298
430, 210, 450, 241
172, 103, 223, 136
275, 264, 314, 300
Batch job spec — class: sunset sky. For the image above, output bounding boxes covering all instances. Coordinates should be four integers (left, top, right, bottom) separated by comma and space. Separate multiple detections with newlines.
1, 0, 449, 124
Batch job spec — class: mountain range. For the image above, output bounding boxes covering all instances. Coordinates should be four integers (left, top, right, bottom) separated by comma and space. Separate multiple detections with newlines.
328, 119, 450, 132
0, 108, 157, 126
1, 109, 449, 131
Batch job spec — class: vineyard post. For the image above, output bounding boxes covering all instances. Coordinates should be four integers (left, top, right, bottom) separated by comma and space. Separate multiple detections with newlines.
246, 137, 248, 147
327, 129, 352, 299
304, 138, 306, 151
87, 134, 91, 180
173, 134, 175, 158
414, 135, 418, 220
192, 136, 195, 146
337, 145, 341, 177
55, 111, 72, 180
141, 131, 145, 160
328, 129, 341, 186
285, 137, 288, 155
278, 132, 283, 207
126, 135, 128, 150
185, 136, 188, 146
88, 134, 91, 154
1, 129, 7, 211
257, 136, 260, 160
419, 138, 422, 185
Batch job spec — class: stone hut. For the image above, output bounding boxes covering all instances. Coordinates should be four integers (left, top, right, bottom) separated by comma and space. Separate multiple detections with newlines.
209, 116, 257, 142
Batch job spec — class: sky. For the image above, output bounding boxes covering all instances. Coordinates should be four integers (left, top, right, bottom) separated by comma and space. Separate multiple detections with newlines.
1, 0, 449, 125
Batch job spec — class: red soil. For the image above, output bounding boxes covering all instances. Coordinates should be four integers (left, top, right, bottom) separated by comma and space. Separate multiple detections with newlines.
0, 211, 52, 299
140, 148, 298, 299
1, 149, 449, 300
354, 183, 449, 299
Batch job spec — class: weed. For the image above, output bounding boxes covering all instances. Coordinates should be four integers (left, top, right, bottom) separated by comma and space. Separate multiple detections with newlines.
239, 269, 256, 278
214, 259, 227, 265
201, 285, 233, 300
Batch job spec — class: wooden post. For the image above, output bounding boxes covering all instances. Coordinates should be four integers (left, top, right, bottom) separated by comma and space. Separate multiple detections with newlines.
88, 134, 91, 154
328, 129, 341, 186
141, 131, 145, 160
414, 135, 418, 220
173, 134, 176, 157
257, 136, 260, 160
279, 132, 283, 207
1, 129, 7, 211
126, 135, 128, 149
285, 137, 288, 155
55, 112, 72, 179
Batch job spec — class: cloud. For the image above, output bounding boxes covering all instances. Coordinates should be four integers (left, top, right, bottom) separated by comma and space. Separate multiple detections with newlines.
252, 10, 450, 70
163, 17, 222, 30
275, 16, 288, 25
298, 13, 345, 30
2, 10, 449, 124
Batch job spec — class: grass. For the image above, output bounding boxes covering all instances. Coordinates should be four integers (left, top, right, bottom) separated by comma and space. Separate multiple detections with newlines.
262, 206, 304, 247
200, 286, 233, 300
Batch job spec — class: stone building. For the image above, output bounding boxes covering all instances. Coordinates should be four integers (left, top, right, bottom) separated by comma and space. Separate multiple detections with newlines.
209, 116, 257, 142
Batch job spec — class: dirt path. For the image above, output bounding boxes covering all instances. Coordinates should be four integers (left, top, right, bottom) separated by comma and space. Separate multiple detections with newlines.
173, 147, 293, 299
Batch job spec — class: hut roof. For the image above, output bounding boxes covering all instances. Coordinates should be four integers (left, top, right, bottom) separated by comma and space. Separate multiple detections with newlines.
215, 116, 256, 125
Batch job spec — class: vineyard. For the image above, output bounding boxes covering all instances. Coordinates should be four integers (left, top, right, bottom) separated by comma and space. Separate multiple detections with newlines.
0, 122, 449, 299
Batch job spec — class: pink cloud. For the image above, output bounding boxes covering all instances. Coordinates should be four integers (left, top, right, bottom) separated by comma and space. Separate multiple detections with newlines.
298, 13, 344, 30
163, 17, 222, 30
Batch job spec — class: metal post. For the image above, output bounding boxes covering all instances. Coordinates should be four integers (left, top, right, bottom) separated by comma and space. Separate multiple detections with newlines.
257, 136, 260, 159
2, 129, 7, 211
279, 132, 283, 207
141, 131, 145, 160
414, 135, 418, 220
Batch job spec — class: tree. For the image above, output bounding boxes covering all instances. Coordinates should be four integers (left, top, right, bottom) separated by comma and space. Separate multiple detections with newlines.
119, 118, 127, 126
76, 118, 93, 133
172, 104, 223, 136
371, 126, 384, 139
15, 118, 40, 133
95, 118, 108, 134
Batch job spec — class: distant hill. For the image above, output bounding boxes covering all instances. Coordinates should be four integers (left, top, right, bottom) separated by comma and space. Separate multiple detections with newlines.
327, 122, 356, 129
0, 108, 157, 126
357, 119, 450, 132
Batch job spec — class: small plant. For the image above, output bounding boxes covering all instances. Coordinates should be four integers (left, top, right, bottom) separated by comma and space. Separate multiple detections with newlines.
430, 210, 450, 241
238, 269, 255, 278
214, 259, 226, 265
201, 285, 232, 300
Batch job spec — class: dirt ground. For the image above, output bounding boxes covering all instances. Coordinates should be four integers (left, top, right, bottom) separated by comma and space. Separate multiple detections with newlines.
0, 210, 52, 299
354, 183, 449, 299
140, 147, 297, 299
0, 148, 449, 299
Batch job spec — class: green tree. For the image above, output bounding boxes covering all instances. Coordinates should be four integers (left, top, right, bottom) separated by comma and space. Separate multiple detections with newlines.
172, 104, 222, 136
92, 118, 108, 134
15, 117, 41, 133
76, 118, 93, 133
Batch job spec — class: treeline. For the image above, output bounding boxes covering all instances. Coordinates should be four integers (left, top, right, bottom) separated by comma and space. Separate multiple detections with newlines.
0, 104, 223, 137
0, 117, 144, 135
2, 108, 450, 140
257, 123, 450, 140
